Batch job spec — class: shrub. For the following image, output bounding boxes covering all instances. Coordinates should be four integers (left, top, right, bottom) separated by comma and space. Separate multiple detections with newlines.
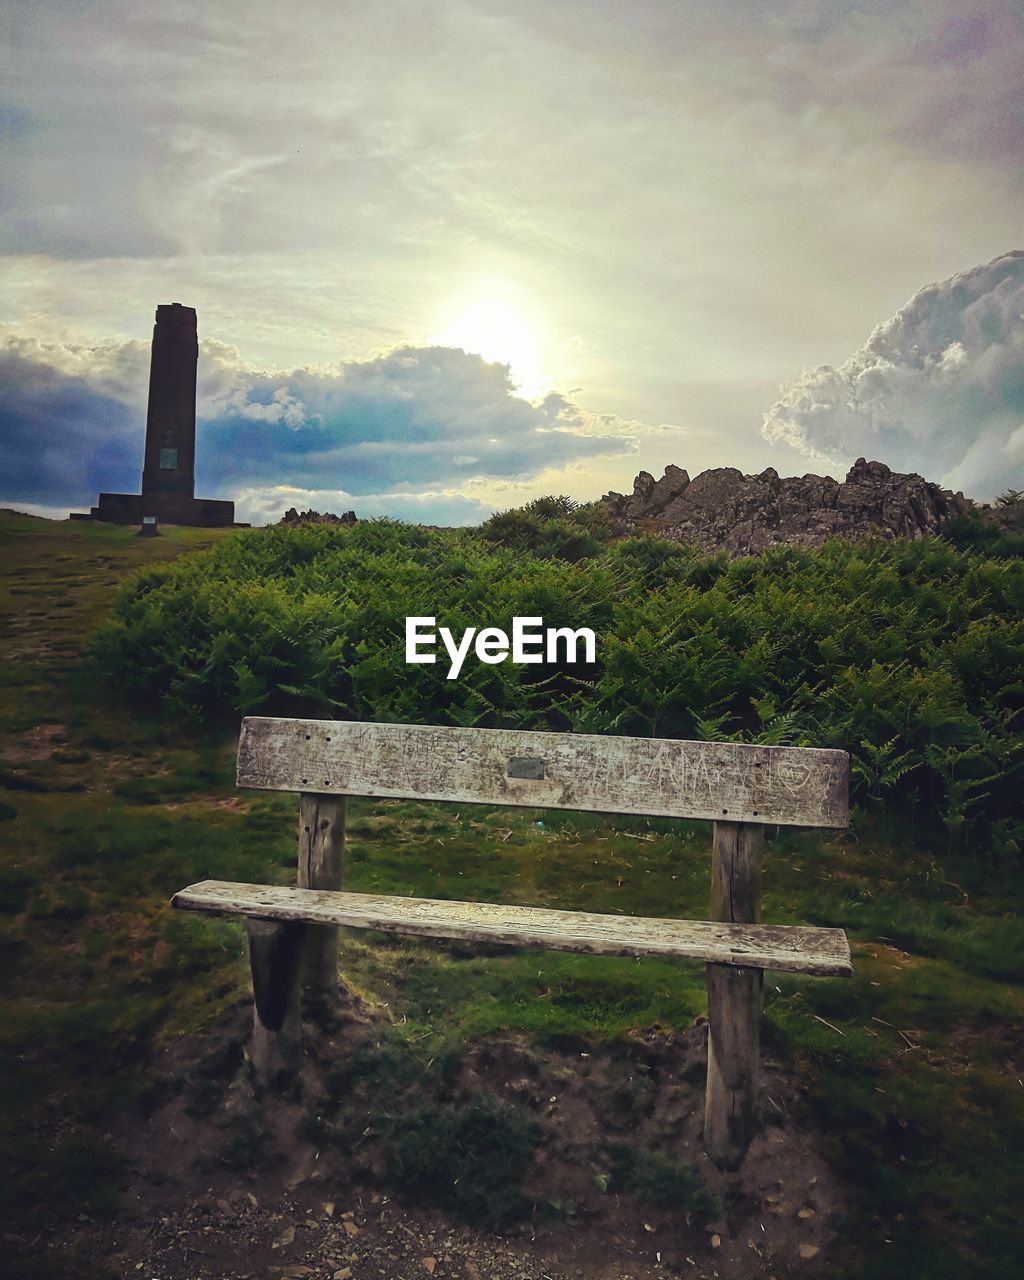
480, 495, 611, 560
92, 522, 1024, 858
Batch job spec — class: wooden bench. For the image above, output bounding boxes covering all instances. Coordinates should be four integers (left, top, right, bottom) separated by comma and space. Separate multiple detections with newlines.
172, 717, 851, 1169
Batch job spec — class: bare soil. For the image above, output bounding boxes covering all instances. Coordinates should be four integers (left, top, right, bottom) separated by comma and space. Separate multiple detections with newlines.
31, 996, 853, 1280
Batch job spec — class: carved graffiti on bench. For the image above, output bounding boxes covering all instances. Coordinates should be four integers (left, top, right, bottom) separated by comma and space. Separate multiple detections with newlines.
236, 719, 848, 827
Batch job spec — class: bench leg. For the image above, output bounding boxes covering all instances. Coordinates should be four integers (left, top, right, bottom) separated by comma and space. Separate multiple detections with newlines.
247, 918, 306, 1087
704, 962, 763, 1169
704, 820, 765, 1169
298, 793, 346, 1007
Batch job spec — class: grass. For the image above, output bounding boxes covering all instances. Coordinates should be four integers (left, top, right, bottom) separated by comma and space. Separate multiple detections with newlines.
1, 510, 1022, 1277
605, 1143, 718, 1215
380, 1095, 539, 1228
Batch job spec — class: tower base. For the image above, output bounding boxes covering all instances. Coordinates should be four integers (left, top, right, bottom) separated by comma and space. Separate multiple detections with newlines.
89, 491, 236, 528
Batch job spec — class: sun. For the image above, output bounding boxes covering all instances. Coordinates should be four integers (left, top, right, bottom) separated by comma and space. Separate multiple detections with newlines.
433, 293, 546, 398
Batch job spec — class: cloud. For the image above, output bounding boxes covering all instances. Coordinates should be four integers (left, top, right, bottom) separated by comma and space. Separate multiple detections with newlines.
0, 334, 146, 503
762, 251, 1024, 499
198, 345, 640, 494
0, 333, 639, 516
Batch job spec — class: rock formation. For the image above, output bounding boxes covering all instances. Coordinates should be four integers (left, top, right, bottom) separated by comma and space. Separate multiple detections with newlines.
599, 459, 975, 555
279, 507, 358, 526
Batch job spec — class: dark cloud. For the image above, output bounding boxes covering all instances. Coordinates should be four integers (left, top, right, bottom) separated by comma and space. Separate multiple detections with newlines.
762, 251, 1024, 499
0, 339, 143, 503
0, 335, 638, 513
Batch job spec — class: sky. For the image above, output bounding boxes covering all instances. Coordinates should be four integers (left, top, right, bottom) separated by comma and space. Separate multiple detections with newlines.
2, 0, 1023, 524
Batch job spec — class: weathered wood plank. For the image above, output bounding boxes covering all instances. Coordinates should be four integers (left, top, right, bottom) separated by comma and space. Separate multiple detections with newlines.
172, 880, 853, 976
236, 719, 849, 828
709, 820, 763, 926
704, 821, 766, 1169
297, 792, 346, 1003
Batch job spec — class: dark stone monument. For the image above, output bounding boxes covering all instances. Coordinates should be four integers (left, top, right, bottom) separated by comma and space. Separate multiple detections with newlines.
141, 302, 199, 502
85, 304, 237, 527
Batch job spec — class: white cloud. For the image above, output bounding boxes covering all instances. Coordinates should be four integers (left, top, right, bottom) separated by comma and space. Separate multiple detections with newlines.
217, 384, 309, 428
762, 250, 1024, 499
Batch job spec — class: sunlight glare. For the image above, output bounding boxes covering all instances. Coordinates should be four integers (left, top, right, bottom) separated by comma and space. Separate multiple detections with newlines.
434, 294, 546, 398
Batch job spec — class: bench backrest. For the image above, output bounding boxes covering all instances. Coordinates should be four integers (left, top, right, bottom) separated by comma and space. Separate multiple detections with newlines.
237, 718, 848, 828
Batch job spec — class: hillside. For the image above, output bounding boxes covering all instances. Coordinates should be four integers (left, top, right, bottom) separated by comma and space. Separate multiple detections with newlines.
0, 512, 1022, 1280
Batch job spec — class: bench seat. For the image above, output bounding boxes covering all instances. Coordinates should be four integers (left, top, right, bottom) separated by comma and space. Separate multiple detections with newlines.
172, 879, 853, 977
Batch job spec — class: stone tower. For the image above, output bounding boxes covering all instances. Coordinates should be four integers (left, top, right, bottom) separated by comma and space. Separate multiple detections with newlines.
85, 304, 236, 527
140, 303, 199, 500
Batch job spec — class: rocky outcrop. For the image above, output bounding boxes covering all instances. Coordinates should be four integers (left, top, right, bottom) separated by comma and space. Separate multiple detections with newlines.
599, 459, 975, 555
279, 508, 358, 526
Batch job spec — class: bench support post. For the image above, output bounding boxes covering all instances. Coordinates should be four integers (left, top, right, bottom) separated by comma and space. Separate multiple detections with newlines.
298, 793, 346, 1006
704, 820, 765, 1169
247, 918, 306, 1087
